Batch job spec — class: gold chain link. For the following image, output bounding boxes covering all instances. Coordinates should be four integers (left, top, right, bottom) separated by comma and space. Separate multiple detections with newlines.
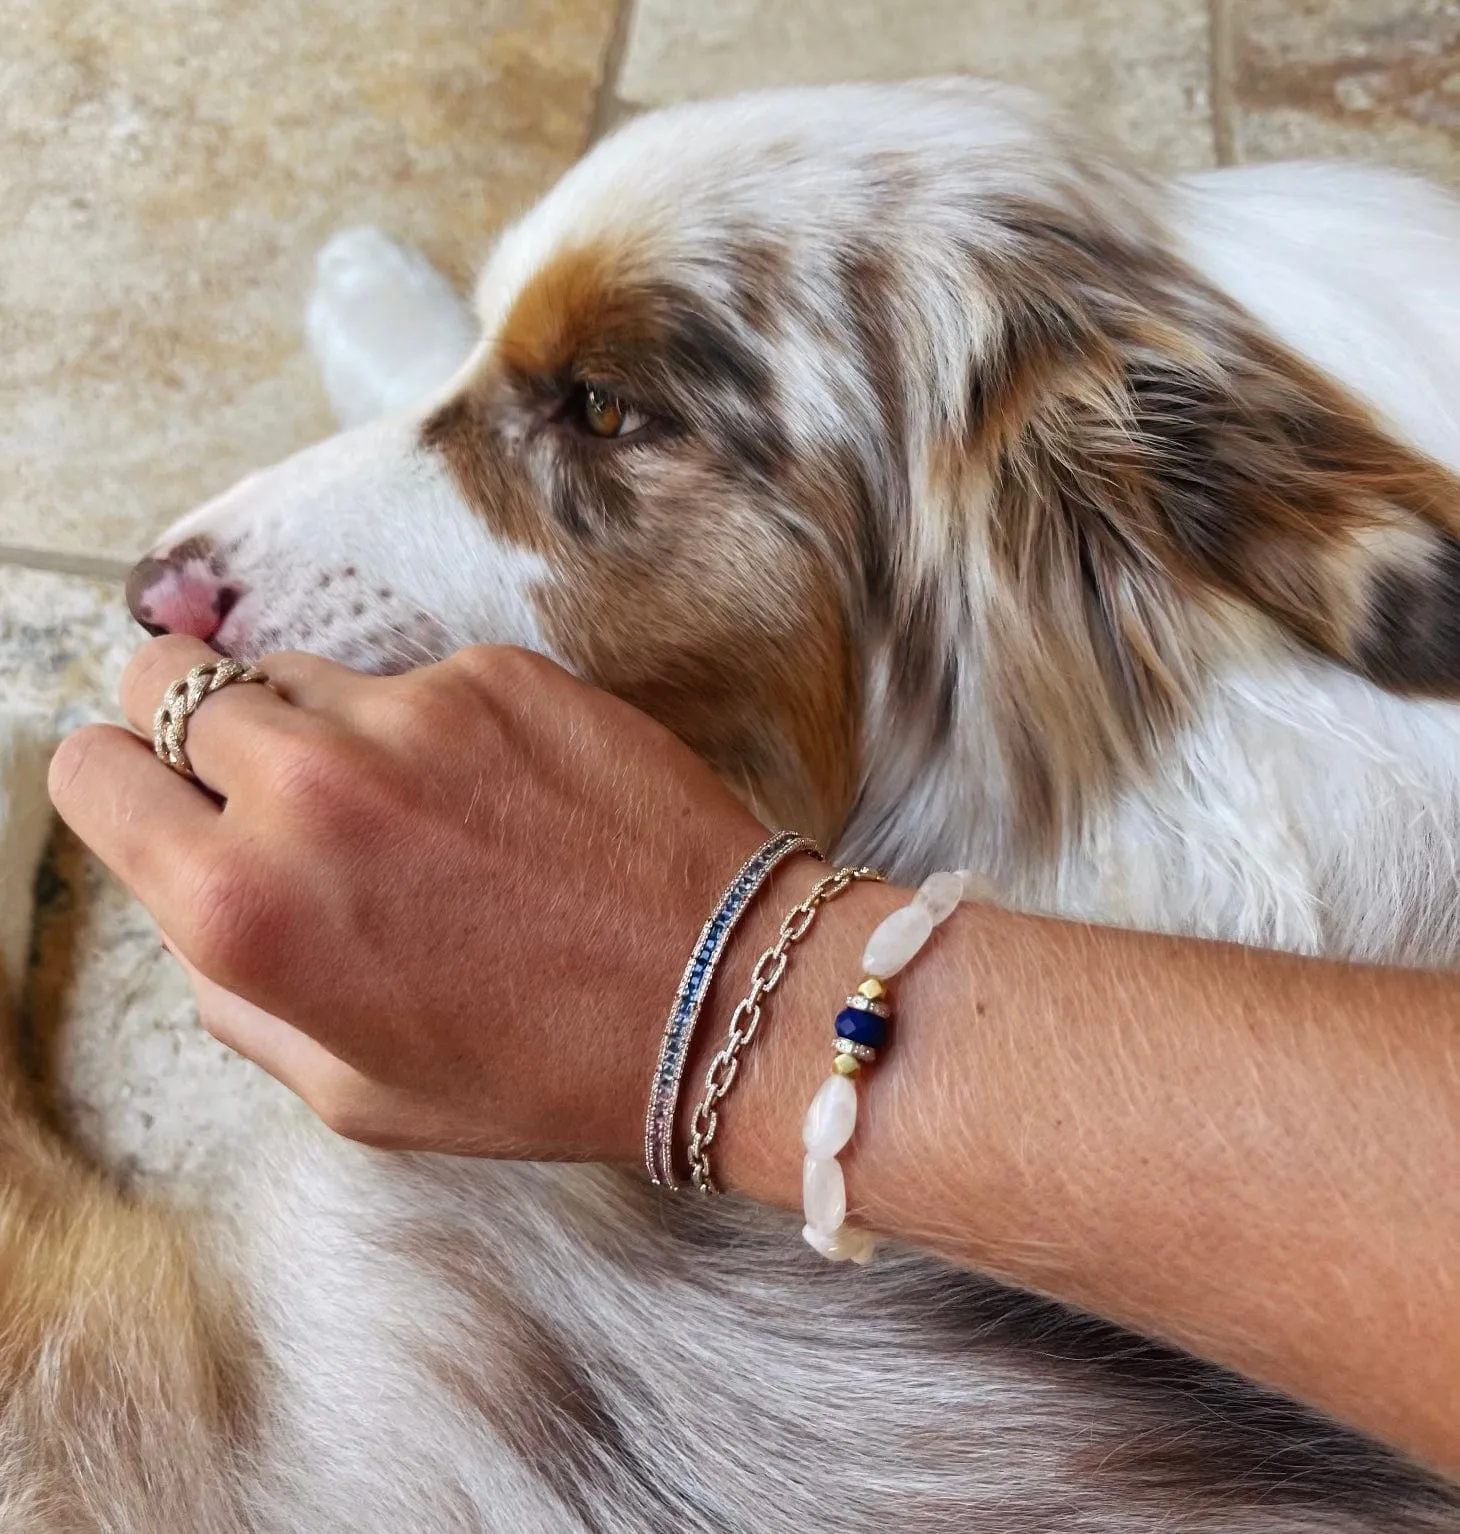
686, 864, 885, 1194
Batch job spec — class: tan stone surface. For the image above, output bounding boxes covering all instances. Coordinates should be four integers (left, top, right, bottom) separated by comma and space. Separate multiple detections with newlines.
1231, 0, 1460, 183
0, 565, 298, 1202
1, 0, 620, 563
615, 0, 1216, 174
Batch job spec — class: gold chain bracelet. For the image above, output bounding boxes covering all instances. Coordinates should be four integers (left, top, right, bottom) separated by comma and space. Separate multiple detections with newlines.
686, 864, 885, 1194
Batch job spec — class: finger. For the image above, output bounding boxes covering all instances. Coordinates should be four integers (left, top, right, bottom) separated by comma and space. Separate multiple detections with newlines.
120, 635, 359, 731
48, 723, 222, 905
174, 945, 403, 1145
119, 637, 354, 796
180, 948, 349, 1100
168, 935, 431, 1152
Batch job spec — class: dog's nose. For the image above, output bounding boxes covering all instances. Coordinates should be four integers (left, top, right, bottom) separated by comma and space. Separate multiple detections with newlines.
125, 539, 240, 643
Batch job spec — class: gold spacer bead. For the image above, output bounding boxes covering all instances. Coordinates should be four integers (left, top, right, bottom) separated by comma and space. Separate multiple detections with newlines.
857, 976, 886, 1001
832, 1053, 861, 1077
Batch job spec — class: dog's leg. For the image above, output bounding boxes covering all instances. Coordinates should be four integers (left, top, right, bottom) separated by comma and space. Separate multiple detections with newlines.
0, 723, 247, 1531
306, 227, 479, 430
0, 710, 56, 1013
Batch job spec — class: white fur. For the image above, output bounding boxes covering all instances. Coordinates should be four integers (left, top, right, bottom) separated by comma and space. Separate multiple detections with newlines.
7, 81, 1459, 1532
157, 415, 552, 672
307, 227, 480, 430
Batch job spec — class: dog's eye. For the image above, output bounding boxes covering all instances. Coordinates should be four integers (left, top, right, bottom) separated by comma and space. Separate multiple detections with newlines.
577, 383, 648, 440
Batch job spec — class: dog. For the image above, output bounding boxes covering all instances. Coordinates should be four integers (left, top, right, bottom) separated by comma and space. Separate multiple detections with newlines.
4, 78, 1459, 1531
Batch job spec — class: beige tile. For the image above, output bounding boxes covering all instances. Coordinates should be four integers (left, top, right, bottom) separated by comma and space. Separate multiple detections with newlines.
1231, 0, 1460, 183
616, 0, 1216, 174
0, 564, 298, 1202
1, 0, 620, 564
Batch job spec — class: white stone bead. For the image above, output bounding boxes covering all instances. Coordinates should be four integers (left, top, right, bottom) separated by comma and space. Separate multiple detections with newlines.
801, 1222, 877, 1264
861, 902, 934, 979
915, 870, 965, 924
802, 1155, 847, 1235
802, 1073, 859, 1158
802, 1222, 841, 1259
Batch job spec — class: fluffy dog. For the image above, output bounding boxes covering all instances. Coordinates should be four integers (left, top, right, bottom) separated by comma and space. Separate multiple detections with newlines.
5, 80, 1460, 1532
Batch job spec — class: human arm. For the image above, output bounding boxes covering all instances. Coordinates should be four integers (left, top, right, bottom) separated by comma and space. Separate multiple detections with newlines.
47, 635, 1460, 1476
707, 853, 1460, 1480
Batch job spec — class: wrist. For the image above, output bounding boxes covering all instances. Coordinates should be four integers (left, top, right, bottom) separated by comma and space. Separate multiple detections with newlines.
675, 852, 908, 1210
594, 809, 773, 1169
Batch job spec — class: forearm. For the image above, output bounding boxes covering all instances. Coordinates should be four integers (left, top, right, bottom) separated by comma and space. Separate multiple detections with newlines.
65, 638, 1455, 1476
692, 857, 1460, 1476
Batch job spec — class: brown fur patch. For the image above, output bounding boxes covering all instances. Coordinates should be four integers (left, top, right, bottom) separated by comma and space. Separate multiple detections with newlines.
494, 242, 779, 448
940, 198, 1460, 845
726, 238, 792, 338
423, 314, 862, 844
420, 393, 558, 551
539, 522, 861, 845
497, 243, 642, 380
0, 1066, 252, 1525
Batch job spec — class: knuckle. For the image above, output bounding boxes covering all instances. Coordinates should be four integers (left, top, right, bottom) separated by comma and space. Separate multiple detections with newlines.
449, 643, 552, 696
262, 729, 356, 810
374, 681, 450, 742
184, 851, 272, 980
311, 1076, 373, 1144
122, 635, 205, 705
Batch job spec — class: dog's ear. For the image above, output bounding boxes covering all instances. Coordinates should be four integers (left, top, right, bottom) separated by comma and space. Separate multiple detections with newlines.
964, 231, 1460, 842
1111, 313, 1460, 695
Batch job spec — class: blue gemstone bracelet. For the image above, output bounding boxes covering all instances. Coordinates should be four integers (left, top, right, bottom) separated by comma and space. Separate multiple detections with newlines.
644, 829, 819, 1188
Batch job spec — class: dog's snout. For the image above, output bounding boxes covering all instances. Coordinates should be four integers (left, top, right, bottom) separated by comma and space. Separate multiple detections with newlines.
125, 538, 241, 644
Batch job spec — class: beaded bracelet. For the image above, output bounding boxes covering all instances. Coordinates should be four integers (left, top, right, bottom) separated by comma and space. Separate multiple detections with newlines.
645, 830, 820, 1189
800, 869, 969, 1263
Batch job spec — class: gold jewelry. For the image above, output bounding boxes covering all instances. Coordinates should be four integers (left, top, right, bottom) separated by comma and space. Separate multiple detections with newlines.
153, 659, 271, 780
686, 863, 885, 1195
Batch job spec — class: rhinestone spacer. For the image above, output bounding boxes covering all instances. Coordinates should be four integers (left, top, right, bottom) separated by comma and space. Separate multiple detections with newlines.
833, 1037, 879, 1064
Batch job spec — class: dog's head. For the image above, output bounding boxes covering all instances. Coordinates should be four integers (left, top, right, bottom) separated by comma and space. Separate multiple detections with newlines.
129, 80, 1460, 862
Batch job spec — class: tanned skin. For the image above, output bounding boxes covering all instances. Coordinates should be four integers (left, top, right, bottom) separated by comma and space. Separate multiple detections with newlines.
49, 634, 1460, 1479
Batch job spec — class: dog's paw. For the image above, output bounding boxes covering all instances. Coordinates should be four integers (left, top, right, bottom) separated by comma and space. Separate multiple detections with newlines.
306, 227, 479, 430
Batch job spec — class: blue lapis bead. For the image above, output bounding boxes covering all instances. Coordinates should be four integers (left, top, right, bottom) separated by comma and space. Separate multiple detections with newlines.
834, 1007, 887, 1049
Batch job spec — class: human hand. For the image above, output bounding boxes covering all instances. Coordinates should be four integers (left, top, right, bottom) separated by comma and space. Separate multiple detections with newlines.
47, 637, 775, 1161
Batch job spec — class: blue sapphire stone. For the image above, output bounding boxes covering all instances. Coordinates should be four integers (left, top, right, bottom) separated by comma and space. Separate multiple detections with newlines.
834, 1007, 886, 1049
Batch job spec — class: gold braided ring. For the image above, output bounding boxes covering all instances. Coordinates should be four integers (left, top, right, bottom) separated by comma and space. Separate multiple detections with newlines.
153, 659, 271, 781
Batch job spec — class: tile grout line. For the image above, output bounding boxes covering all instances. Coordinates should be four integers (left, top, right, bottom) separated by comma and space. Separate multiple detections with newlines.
1208, 0, 1240, 166
586, 0, 638, 148
0, 544, 131, 583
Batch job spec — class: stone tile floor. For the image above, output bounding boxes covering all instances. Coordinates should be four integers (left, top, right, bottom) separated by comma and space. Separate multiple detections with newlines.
2, 0, 1458, 1196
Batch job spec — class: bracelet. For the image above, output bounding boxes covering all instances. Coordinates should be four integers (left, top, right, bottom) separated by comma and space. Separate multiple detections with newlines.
645, 830, 820, 1189
800, 869, 969, 1264
687, 864, 886, 1195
